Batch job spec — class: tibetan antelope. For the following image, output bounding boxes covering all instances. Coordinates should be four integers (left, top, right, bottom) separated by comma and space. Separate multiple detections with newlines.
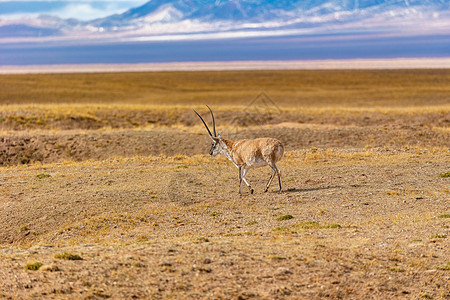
193, 106, 284, 194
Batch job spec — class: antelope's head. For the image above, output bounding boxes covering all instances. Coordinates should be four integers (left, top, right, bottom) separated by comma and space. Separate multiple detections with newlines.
193, 106, 222, 157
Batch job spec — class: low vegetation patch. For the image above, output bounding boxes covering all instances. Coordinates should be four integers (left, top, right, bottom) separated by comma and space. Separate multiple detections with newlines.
24, 262, 43, 271
438, 214, 450, 219
387, 266, 406, 272
277, 215, 294, 221
273, 226, 290, 232
196, 237, 210, 243
137, 235, 150, 243
430, 234, 447, 239
293, 221, 342, 230
436, 262, 450, 271
19, 225, 29, 232
438, 172, 450, 178
54, 252, 83, 260
322, 223, 342, 229
36, 173, 51, 179
294, 221, 320, 229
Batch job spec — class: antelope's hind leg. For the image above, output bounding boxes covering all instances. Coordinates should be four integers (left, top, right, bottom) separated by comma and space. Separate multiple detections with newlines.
265, 163, 282, 193
241, 168, 254, 194
264, 169, 276, 193
275, 163, 282, 192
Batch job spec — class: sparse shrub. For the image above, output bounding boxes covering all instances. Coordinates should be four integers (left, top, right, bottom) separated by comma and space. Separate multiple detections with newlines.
273, 226, 289, 231
246, 221, 258, 226
323, 223, 342, 229
430, 234, 447, 239
195, 266, 212, 273
292, 221, 341, 230
438, 172, 450, 178
387, 266, 405, 272
209, 212, 220, 217
25, 261, 43, 271
224, 233, 242, 237
269, 255, 286, 260
438, 214, 450, 219
36, 173, 51, 179
54, 252, 83, 260
436, 262, 450, 271
277, 215, 294, 221
137, 235, 149, 243
19, 225, 29, 232
294, 221, 320, 229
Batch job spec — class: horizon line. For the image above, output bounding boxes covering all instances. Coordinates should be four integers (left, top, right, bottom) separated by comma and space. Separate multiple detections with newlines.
1, 58, 450, 74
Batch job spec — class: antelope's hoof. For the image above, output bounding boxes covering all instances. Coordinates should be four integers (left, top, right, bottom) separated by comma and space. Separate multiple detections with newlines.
250, 189, 254, 194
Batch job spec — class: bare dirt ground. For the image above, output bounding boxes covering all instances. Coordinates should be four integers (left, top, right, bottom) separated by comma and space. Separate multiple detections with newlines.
0, 70, 449, 299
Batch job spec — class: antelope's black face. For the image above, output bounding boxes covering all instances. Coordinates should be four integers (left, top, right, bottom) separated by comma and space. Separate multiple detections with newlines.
209, 139, 221, 156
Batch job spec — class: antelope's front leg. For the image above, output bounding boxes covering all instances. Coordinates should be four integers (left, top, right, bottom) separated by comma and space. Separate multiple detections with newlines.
238, 166, 243, 194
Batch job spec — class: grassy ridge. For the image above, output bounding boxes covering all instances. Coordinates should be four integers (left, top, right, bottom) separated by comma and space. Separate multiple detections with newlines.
1, 69, 449, 106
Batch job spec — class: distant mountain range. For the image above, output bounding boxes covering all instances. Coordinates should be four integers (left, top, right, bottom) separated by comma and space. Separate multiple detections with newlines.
1, 0, 449, 42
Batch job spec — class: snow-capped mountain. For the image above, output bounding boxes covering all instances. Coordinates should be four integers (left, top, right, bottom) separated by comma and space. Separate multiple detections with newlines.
1, 0, 449, 41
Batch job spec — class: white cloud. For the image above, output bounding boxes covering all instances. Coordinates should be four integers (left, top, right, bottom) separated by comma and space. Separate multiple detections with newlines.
49, 3, 120, 20
0, 1, 148, 21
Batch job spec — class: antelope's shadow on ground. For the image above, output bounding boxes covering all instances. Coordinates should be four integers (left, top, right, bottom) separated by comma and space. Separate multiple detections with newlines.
283, 185, 342, 193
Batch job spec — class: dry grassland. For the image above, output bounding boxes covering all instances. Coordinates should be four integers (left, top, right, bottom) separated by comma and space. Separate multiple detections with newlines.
0, 70, 449, 299
1, 69, 449, 106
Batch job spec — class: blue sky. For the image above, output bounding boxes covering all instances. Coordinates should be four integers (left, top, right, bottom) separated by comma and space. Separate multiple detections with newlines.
0, 0, 148, 20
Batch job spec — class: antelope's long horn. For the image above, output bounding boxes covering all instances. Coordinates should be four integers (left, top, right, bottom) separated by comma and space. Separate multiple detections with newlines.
193, 109, 213, 137
206, 105, 216, 137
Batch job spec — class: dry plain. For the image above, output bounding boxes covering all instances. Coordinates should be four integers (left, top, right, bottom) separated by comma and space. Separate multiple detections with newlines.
0, 69, 449, 299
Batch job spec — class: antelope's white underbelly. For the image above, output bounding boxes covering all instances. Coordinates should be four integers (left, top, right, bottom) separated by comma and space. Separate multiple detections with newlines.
246, 157, 267, 168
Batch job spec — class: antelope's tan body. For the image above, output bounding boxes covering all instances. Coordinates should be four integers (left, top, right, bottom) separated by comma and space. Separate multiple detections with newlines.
224, 138, 284, 169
